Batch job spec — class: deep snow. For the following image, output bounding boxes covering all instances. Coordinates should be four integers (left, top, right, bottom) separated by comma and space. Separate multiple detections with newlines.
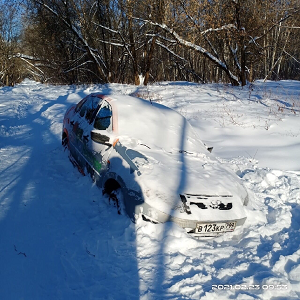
0, 79, 299, 299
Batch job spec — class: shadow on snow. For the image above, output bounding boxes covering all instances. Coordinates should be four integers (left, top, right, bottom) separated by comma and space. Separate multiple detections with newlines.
0, 84, 141, 300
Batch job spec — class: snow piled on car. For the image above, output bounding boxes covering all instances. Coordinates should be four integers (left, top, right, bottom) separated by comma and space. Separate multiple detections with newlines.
0, 79, 300, 299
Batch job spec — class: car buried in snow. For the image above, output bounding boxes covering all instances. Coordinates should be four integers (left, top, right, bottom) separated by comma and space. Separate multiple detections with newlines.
62, 93, 249, 237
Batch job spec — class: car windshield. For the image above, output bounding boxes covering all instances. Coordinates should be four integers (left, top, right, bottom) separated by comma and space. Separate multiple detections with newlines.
80, 96, 102, 122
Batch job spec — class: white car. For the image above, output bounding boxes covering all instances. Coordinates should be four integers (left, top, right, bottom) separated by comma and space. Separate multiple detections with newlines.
62, 93, 249, 237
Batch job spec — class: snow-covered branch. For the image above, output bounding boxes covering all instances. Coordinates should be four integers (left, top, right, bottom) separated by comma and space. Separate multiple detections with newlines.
13, 53, 45, 75
34, 0, 108, 81
275, 25, 300, 29
64, 61, 94, 73
200, 24, 237, 35
229, 45, 241, 72
136, 18, 240, 85
283, 50, 300, 64
155, 40, 188, 62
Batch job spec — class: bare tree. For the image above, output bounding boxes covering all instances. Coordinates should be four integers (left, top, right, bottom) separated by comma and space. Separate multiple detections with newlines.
0, 0, 25, 86
137, 0, 299, 85
8, 0, 299, 85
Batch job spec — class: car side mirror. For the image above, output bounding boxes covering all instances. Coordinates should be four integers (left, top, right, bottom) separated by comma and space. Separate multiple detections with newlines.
91, 130, 112, 146
207, 146, 213, 153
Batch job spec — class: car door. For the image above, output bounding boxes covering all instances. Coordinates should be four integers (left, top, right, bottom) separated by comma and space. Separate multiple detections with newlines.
69, 95, 103, 168
66, 96, 85, 161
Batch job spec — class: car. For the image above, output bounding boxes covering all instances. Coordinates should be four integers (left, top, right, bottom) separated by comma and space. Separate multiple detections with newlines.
62, 93, 249, 237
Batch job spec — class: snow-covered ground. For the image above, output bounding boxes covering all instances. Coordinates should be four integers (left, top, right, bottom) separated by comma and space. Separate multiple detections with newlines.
0, 79, 299, 299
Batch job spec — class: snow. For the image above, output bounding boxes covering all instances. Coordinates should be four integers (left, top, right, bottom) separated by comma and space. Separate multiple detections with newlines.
0, 78, 300, 299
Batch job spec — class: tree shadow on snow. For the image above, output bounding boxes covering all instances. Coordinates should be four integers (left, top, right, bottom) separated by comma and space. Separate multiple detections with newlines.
151, 116, 188, 299
0, 84, 141, 300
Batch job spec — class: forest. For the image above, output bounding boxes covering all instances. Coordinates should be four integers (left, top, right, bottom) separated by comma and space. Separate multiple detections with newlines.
0, 0, 299, 86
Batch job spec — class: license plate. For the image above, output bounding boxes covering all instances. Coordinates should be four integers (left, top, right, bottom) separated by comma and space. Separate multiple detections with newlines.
196, 221, 236, 234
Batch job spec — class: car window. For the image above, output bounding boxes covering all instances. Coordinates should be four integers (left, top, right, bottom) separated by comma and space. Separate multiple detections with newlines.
93, 101, 112, 131
79, 95, 102, 123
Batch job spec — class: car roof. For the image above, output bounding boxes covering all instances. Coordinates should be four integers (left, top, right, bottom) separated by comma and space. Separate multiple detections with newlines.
101, 93, 207, 153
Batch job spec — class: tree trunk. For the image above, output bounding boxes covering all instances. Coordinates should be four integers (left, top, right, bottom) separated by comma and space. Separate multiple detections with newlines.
144, 35, 156, 85
127, 0, 140, 85
240, 45, 247, 86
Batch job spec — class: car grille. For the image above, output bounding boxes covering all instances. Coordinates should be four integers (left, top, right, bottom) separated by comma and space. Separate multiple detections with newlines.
180, 194, 233, 213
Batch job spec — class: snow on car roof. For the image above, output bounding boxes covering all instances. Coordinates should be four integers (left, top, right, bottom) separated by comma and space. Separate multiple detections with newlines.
104, 93, 208, 153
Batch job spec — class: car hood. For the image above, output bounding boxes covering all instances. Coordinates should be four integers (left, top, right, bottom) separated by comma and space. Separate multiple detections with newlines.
136, 147, 246, 195
115, 139, 248, 221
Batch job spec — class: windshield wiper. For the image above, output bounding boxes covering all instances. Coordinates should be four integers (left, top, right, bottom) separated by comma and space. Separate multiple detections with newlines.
179, 150, 193, 154
139, 143, 151, 149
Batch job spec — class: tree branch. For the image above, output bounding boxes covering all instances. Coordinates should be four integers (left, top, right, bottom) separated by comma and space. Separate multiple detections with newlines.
135, 18, 240, 85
